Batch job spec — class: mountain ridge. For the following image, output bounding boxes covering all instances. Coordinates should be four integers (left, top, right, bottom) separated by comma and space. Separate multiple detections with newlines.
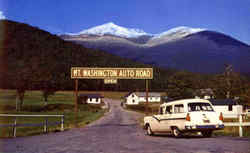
66, 22, 205, 41
62, 23, 250, 73
67, 22, 151, 38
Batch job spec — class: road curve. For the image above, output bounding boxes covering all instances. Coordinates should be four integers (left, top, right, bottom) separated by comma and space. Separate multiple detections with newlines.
1, 99, 250, 153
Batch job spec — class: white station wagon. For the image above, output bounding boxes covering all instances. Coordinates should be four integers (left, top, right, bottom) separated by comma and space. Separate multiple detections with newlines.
144, 99, 224, 137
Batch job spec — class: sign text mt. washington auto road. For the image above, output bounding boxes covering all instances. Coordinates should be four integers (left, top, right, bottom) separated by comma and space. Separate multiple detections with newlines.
71, 67, 153, 79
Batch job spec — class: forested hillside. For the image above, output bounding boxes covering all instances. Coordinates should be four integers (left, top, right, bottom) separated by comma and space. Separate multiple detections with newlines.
0, 20, 249, 104
0, 20, 175, 91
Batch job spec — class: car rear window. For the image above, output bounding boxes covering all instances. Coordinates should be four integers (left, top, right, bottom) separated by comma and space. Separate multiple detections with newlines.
174, 104, 184, 113
188, 102, 214, 112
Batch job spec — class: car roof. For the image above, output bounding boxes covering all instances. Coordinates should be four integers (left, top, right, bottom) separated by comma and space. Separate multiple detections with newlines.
160, 98, 211, 107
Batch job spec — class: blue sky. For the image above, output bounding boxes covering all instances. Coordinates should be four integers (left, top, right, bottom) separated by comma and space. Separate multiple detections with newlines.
1, 0, 250, 44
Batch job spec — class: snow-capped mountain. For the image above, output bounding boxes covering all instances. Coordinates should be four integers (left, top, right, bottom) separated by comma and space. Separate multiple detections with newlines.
146, 26, 205, 46
69, 22, 150, 38
61, 23, 250, 73
153, 26, 205, 39
67, 23, 204, 41
64, 23, 206, 46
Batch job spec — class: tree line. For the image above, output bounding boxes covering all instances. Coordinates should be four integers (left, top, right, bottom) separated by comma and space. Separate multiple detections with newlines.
0, 19, 249, 111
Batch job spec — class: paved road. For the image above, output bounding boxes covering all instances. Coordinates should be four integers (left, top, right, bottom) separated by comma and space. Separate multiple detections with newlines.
1, 99, 250, 153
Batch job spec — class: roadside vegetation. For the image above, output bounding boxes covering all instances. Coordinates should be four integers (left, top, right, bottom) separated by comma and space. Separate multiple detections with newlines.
125, 103, 160, 115
214, 117, 250, 137
81, 91, 128, 100
0, 90, 106, 137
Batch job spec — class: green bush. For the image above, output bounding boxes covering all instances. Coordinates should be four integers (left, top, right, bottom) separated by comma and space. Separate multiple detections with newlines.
126, 103, 160, 114
126, 104, 146, 113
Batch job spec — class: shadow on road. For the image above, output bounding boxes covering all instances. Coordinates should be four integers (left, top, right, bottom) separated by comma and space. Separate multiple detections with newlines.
150, 134, 211, 139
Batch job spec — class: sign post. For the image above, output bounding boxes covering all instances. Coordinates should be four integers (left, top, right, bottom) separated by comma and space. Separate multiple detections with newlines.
71, 67, 153, 115
146, 79, 149, 115
74, 79, 78, 127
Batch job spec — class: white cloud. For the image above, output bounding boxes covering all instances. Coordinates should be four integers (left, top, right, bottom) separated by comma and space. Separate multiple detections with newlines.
0, 11, 6, 20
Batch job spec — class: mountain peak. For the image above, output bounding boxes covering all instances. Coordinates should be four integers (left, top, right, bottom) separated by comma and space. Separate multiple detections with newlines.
102, 22, 116, 26
153, 26, 205, 39
168, 26, 205, 33
76, 22, 149, 38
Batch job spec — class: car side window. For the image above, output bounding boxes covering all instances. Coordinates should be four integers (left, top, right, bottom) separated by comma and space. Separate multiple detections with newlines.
165, 106, 172, 114
174, 104, 184, 113
159, 107, 163, 115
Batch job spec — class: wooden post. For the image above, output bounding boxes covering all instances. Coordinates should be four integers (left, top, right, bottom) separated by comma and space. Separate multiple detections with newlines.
16, 96, 18, 111
146, 79, 149, 115
44, 117, 48, 133
61, 115, 64, 131
75, 79, 79, 127
13, 117, 17, 137
239, 114, 243, 137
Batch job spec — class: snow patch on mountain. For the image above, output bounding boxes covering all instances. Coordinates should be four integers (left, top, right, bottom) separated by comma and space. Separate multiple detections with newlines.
66, 23, 206, 43
70, 22, 150, 38
152, 26, 205, 39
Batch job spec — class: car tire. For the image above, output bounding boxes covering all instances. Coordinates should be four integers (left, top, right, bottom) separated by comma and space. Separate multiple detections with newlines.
201, 131, 213, 137
146, 125, 154, 136
172, 127, 182, 138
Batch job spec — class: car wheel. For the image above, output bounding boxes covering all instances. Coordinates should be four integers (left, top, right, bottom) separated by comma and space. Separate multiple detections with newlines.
172, 127, 182, 138
146, 125, 154, 136
201, 131, 212, 137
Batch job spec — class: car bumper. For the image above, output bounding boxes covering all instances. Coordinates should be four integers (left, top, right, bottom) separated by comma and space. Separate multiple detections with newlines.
185, 124, 224, 131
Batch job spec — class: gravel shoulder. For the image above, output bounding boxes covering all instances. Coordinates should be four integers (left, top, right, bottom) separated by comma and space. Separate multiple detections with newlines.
1, 99, 250, 153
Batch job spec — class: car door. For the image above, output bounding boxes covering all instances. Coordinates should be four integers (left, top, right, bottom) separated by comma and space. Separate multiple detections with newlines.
149, 106, 164, 132
171, 104, 186, 129
157, 105, 173, 132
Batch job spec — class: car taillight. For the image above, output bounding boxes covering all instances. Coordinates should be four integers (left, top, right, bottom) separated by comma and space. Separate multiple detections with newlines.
186, 113, 191, 121
219, 112, 223, 121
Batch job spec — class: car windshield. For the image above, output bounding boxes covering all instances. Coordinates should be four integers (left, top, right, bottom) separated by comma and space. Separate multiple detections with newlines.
188, 102, 214, 112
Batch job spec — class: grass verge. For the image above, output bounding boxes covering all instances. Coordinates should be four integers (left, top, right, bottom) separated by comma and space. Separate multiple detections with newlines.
0, 89, 107, 137
214, 117, 250, 137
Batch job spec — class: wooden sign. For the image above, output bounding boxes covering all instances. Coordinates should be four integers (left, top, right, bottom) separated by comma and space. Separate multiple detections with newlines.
71, 67, 153, 79
104, 79, 117, 84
